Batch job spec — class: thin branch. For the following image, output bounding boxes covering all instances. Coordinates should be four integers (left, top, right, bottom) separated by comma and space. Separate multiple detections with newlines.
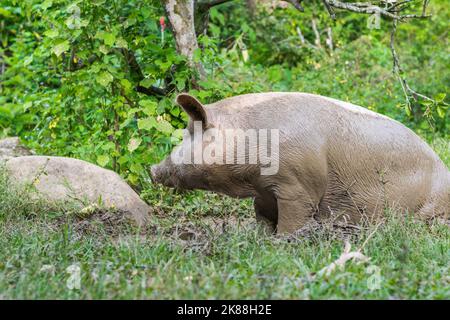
197, 0, 234, 12
308, 0, 436, 110
121, 48, 144, 79
120, 48, 173, 97
323, 0, 431, 20
389, 19, 434, 111
388, 0, 413, 10
68, 54, 98, 71
322, 0, 336, 19
325, 0, 398, 19
136, 85, 168, 96
195, 0, 235, 45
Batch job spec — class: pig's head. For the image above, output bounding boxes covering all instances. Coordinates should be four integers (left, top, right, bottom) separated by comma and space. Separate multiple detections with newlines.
150, 94, 217, 192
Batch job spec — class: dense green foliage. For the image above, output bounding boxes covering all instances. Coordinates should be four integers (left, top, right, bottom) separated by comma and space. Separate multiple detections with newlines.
1, 0, 448, 186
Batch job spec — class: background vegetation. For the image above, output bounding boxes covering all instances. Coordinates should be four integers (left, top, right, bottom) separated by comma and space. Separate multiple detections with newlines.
0, 0, 448, 299
1, 0, 448, 185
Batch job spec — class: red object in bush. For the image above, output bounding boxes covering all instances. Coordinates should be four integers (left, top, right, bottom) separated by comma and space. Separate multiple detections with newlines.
160, 16, 166, 31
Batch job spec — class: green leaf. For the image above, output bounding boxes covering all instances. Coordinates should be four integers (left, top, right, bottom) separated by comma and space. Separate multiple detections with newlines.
170, 128, 184, 144
96, 72, 114, 87
99, 45, 109, 55
155, 120, 173, 134
90, 63, 101, 73
193, 48, 202, 63
117, 155, 129, 165
137, 117, 157, 131
101, 141, 116, 151
120, 78, 132, 93
139, 78, 154, 89
128, 173, 139, 185
23, 102, 32, 111
115, 37, 128, 49
51, 40, 70, 57
41, 0, 53, 10
175, 75, 186, 91
404, 103, 411, 117
139, 100, 157, 115
103, 33, 116, 46
93, 0, 107, 5
96, 155, 110, 167
130, 163, 143, 174
434, 93, 446, 103
127, 137, 142, 152
436, 106, 446, 118
23, 55, 33, 66
44, 29, 59, 38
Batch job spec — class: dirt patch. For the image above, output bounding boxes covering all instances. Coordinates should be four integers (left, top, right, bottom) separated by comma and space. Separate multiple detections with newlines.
286, 219, 364, 242
50, 205, 140, 239
72, 209, 131, 236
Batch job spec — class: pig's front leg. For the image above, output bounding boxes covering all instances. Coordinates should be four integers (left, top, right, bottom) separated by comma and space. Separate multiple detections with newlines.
254, 196, 278, 234
274, 153, 328, 234
276, 191, 318, 235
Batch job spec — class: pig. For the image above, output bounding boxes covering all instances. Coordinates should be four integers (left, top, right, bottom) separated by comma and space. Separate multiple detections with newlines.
150, 92, 449, 234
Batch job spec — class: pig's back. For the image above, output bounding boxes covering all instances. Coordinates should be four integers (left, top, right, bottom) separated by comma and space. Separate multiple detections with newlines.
207, 92, 439, 165
207, 92, 443, 170
207, 92, 395, 131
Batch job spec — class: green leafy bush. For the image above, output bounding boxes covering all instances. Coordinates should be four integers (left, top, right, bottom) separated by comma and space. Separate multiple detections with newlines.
1, 0, 448, 187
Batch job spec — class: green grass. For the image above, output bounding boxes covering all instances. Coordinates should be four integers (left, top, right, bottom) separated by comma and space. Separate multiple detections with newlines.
0, 138, 448, 299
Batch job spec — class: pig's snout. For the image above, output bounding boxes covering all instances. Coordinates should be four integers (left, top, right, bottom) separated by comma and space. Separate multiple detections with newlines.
150, 163, 176, 188
150, 164, 163, 184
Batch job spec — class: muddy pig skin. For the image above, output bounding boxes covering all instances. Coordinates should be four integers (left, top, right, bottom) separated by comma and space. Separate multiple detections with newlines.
151, 92, 449, 234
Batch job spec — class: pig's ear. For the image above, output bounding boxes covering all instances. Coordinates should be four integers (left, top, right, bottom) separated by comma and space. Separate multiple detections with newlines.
176, 93, 208, 126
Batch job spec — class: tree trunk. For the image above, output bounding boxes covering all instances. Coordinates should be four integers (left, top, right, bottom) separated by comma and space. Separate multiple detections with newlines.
163, 0, 204, 75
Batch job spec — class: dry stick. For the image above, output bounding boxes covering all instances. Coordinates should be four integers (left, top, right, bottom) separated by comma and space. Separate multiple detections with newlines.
358, 218, 384, 251
311, 18, 322, 48
326, 27, 333, 51
422, 0, 430, 15
296, 26, 306, 44
296, 26, 320, 50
